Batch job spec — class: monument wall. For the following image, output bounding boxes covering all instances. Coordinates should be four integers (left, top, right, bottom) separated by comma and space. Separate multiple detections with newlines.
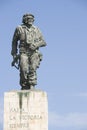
4, 90, 48, 130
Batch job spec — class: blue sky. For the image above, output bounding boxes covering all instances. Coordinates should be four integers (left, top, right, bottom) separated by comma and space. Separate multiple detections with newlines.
0, 0, 87, 130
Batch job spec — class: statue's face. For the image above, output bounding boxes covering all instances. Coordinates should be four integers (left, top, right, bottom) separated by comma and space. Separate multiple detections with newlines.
27, 16, 34, 25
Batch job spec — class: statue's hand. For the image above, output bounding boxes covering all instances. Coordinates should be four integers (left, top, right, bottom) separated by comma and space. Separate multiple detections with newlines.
29, 44, 37, 50
13, 54, 17, 60
11, 54, 19, 68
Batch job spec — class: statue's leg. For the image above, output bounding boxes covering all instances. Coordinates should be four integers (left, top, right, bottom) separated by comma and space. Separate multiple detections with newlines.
20, 53, 29, 89
29, 52, 41, 88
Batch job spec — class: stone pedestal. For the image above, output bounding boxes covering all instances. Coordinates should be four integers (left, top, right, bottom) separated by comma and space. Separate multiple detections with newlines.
4, 90, 48, 130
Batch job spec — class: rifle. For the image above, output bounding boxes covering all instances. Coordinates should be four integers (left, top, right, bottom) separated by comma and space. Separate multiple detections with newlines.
11, 54, 20, 69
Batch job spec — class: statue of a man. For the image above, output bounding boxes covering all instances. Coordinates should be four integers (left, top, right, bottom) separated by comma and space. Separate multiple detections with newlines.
11, 13, 46, 90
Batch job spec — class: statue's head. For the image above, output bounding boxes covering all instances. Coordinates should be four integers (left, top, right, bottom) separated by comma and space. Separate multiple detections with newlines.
22, 13, 34, 26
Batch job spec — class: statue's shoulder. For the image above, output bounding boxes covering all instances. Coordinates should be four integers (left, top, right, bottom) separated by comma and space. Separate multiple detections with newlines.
32, 25, 40, 32
16, 25, 21, 29
32, 25, 38, 30
16, 24, 25, 33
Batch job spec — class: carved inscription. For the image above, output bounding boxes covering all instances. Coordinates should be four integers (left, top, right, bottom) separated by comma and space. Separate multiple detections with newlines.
8, 107, 43, 129
9, 123, 29, 128
10, 108, 26, 113
9, 114, 42, 120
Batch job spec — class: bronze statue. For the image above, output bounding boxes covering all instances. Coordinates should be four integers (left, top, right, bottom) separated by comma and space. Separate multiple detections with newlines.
11, 13, 46, 90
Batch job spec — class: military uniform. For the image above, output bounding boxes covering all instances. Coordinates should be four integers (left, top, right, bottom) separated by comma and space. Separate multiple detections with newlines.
11, 24, 46, 89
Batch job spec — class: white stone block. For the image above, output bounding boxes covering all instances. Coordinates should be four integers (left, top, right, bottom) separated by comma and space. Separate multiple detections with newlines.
4, 90, 48, 130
